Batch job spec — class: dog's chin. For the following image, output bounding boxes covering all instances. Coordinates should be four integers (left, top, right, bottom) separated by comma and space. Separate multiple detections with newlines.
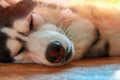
26, 23, 74, 66
29, 50, 74, 66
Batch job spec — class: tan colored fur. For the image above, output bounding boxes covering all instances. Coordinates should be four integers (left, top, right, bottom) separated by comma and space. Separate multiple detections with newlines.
68, 1, 120, 56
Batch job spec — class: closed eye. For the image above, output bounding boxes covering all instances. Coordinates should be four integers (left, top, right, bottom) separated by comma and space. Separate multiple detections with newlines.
29, 14, 34, 31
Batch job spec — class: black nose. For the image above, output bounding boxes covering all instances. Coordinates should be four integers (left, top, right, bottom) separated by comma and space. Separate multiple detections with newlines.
46, 41, 65, 63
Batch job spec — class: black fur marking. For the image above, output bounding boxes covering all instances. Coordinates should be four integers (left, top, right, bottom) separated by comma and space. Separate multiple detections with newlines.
18, 32, 28, 37
83, 40, 110, 58
16, 37, 27, 55
91, 27, 101, 46
0, 29, 14, 63
30, 15, 34, 31
17, 46, 26, 55
104, 41, 110, 57
17, 32, 28, 43
83, 27, 110, 58
16, 32, 28, 43
16, 37, 26, 44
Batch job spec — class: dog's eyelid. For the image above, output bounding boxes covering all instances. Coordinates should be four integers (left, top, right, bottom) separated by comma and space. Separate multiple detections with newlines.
29, 15, 34, 31
18, 32, 28, 36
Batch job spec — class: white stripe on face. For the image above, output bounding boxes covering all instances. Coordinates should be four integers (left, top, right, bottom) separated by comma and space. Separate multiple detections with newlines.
0, 0, 22, 8
1, 27, 18, 39
13, 18, 30, 33
0, 0, 10, 8
1, 27, 29, 41
6, 39, 22, 57
5, 0, 22, 5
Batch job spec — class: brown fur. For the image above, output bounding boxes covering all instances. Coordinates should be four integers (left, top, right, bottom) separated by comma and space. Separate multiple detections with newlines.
0, 0, 35, 25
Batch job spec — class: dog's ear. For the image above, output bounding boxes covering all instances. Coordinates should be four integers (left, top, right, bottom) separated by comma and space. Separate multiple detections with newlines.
55, 17, 72, 28
0, 0, 36, 25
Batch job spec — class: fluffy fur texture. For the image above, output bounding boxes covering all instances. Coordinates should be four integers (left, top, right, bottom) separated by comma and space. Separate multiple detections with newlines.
0, 0, 120, 66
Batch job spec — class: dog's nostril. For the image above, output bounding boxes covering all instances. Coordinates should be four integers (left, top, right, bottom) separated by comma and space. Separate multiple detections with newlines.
46, 41, 65, 63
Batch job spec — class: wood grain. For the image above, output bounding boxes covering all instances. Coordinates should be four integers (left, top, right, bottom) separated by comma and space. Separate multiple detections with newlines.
0, 57, 120, 80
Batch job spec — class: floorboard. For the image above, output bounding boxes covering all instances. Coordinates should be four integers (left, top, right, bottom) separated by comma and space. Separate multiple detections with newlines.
0, 57, 120, 80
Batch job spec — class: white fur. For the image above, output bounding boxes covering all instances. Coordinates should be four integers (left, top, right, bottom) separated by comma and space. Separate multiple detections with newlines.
1, 27, 28, 41
1, 27, 18, 38
13, 18, 30, 33
14, 51, 34, 63
62, 17, 97, 59
0, 0, 10, 8
23, 23, 74, 66
7, 39, 22, 57
9, 0, 22, 4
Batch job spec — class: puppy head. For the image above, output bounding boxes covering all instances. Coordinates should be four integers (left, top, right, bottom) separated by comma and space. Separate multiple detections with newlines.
27, 23, 74, 66
0, 1, 74, 66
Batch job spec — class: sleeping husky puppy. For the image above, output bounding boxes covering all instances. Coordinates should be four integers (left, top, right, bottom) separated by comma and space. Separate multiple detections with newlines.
0, 0, 120, 66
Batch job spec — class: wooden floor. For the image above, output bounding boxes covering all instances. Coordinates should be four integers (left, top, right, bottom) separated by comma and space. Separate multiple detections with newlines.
0, 57, 120, 80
